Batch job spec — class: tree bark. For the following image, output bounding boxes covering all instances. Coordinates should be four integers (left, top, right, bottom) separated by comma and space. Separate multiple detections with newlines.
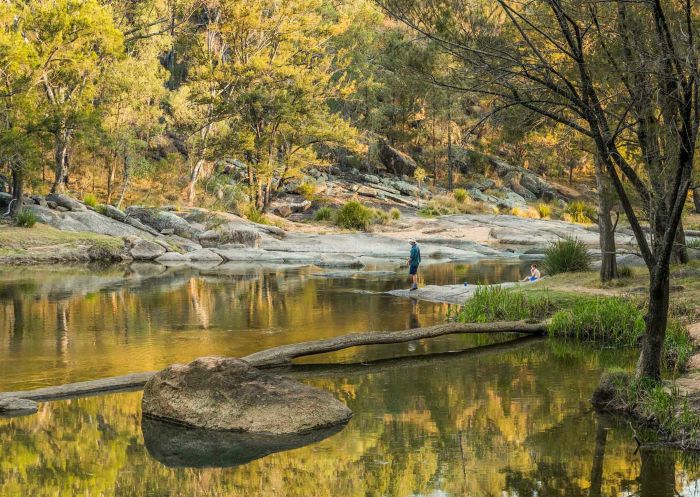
672, 223, 689, 264
10, 166, 23, 216
694, 187, 700, 214
116, 155, 130, 210
595, 159, 617, 281
187, 157, 205, 205
241, 320, 548, 367
51, 130, 71, 193
636, 267, 670, 380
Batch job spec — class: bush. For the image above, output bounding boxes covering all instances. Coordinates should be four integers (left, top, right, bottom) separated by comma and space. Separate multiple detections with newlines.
297, 182, 317, 201
548, 298, 645, 345
543, 236, 591, 274
371, 208, 390, 225
453, 188, 468, 204
418, 195, 488, 217
389, 207, 401, 220
617, 266, 633, 278
537, 203, 552, 219
335, 201, 373, 231
314, 206, 334, 221
458, 286, 554, 323
510, 206, 539, 218
83, 193, 98, 208
14, 208, 37, 228
245, 206, 268, 225
564, 200, 596, 224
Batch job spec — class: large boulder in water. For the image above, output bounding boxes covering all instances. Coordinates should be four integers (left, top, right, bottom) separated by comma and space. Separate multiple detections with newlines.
141, 357, 352, 434
378, 139, 418, 176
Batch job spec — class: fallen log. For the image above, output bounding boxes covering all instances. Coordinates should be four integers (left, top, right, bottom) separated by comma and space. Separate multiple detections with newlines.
242, 320, 547, 368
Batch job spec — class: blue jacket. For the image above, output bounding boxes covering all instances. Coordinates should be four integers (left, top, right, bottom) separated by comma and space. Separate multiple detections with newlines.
409, 244, 421, 266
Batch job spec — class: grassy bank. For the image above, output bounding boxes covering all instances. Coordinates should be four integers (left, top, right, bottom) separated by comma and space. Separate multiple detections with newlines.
0, 223, 124, 263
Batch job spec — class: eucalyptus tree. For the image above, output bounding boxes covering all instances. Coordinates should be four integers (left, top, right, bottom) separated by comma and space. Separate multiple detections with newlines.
23, 0, 124, 193
379, 0, 700, 380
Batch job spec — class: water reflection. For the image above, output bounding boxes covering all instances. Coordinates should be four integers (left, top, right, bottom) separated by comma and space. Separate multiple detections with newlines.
0, 261, 529, 391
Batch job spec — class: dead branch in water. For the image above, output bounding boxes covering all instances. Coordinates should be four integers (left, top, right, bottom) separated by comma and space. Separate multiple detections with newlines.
242, 320, 548, 367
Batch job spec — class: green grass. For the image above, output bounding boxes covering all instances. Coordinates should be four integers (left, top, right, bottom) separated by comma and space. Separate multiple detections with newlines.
593, 372, 700, 450
536, 202, 552, 219
389, 207, 401, 220
564, 200, 597, 224
617, 265, 634, 278
244, 206, 268, 225
14, 209, 37, 228
457, 286, 555, 323
314, 206, 334, 221
543, 236, 591, 275
83, 193, 98, 208
335, 201, 373, 231
688, 238, 700, 249
453, 188, 468, 204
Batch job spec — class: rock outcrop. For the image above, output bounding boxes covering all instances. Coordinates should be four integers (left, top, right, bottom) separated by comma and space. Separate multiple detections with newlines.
46, 193, 87, 212
378, 140, 418, 176
141, 356, 352, 434
125, 206, 199, 239
129, 238, 166, 260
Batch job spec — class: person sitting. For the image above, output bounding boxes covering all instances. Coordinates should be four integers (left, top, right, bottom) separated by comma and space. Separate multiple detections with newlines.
521, 263, 541, 282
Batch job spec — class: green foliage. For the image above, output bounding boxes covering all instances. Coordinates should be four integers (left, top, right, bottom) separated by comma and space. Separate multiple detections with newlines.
543, 236, 591, 275
389, 207, 401, 220
297, 182, 317, 201
688, 238, 700, 249
371, 208, 390, 225
244, 206, 268, 225
457, 286, 554, 323
536, 203, 552, 219
83, 194, 97, 208
414, 167, 427, 185
418, 195, 489, 217
564, 201, 596, 224
548, 298, 645, 345
617, 266, 633, 278
14, 209, 37, 228
595, 372, 700, 449
335, 201, 373, 231
314, 206, 334, 221
453, 188, 467, 204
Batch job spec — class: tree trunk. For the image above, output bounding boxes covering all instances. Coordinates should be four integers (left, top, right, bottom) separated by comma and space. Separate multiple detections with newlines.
116, 156, 130, 210
51, 130, 70, 193
106, 156, 117, 204
636, 267, 670, 381
187, 157, 205, 206
595, 160, 617, 281
10, 166, 23, 216
242, 320, 548, 367
694, 187, 700, 213
672, 223, 689, 264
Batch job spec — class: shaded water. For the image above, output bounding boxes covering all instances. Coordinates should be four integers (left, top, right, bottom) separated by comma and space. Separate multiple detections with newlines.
1, 261, 700, 496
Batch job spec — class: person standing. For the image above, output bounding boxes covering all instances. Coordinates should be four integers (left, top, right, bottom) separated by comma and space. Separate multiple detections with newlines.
407, 239, 421, 291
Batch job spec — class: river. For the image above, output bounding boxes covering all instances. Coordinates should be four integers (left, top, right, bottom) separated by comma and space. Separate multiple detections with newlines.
0, 261, 698, 496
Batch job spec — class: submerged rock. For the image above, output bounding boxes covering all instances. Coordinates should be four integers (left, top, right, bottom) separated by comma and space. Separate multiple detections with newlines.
142, 417, 345, 468
141, 357, 352, 434
0, 397, 38, 417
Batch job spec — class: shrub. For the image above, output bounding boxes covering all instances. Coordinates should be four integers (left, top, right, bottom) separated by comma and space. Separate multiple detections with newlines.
458, 286, 554, 323
537, 203, 552, 219
510, 206, 539, 218
245, 206, 268, 225
83, 193, 98, 208
564, 200, 596, 224
418, 195, 488, 217
297, 182, 317, 201
548, 298, 645, 345
543, 236, 591, 274
335, 201, 373, 231
14, 208, 37, 228
371, 208, 390, 225
617, 266, 633, 278
389, 207, 401, 220
453, 188, 468, 204
414, 167, 427, 185
314, 206, 334, 221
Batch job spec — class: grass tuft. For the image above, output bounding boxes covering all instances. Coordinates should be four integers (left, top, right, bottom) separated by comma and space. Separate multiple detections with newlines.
457, 286, 554, 323
314, 206, 334, 221
453, 188, 468, 204
83, 194, 98, 208
543, 236, 591, 275
335, 201, 373, 231
389, 207, 401, 220
14, 209, 37, 228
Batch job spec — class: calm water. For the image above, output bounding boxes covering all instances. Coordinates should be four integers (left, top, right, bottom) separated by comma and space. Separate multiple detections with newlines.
1, 261, 700, 496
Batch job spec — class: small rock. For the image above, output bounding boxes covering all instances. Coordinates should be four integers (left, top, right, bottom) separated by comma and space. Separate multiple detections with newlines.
219, 243, 246, 250
273, 205, 293, 218
187, 248, 224, 262
55, 206, 69, 212
46, 193, 87, 212
155, 252, 189, 263
130, 238, 167, 260
0, 397, 38, 417
46, 201, 58, 209
160, 228, 175, 235
100, 204, 127, 222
